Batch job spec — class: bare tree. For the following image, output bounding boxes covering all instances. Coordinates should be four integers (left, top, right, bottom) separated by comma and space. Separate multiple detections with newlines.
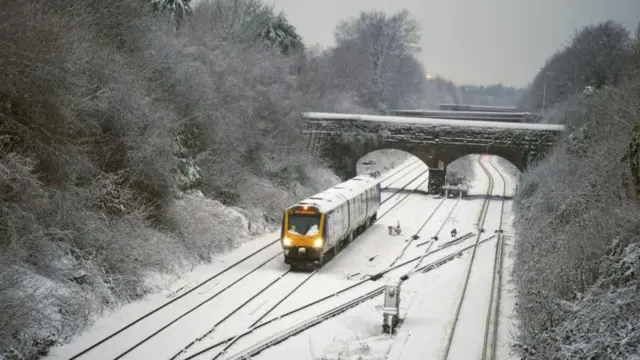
331, 10, 424, 110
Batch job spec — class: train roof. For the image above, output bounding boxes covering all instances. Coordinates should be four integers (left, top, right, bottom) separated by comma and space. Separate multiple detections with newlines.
291, 174, 379, 213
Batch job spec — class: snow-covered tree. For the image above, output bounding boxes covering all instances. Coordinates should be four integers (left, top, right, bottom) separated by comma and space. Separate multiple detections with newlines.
520, 20, 631, 111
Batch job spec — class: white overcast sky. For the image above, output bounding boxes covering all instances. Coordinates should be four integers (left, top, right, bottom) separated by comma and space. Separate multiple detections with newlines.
270, 0, 640, 87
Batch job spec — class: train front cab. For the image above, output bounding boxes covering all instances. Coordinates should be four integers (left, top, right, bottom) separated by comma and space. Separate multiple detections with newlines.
281, 206, 326, 268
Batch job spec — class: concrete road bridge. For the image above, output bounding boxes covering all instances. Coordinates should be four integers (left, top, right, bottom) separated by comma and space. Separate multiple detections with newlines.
302, 112, 565, 193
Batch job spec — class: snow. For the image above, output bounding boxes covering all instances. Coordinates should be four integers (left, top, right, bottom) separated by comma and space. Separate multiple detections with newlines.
303, 111, 566, 131
385, 256, 470, 360
46, 155, 523, 360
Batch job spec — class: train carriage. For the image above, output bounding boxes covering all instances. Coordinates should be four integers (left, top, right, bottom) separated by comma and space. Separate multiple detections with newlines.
280, 174, 381, 269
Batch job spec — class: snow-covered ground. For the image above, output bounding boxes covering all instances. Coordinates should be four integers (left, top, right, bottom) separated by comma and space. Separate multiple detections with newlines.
44, 155, 521, 360
43, 231, 284, 360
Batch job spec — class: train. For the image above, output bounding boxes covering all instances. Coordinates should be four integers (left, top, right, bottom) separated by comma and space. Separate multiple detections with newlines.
280, 174, 382, 269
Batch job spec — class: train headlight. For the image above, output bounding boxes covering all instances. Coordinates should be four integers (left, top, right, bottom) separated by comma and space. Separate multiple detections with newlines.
282, 237, 292, 247
312, 238, 323, 248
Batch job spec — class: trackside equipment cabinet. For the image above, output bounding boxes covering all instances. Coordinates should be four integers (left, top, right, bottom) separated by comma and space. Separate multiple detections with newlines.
382, 280, 402, 334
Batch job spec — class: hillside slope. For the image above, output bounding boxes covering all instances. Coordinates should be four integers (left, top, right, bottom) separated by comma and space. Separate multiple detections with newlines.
511, 20, 640, 359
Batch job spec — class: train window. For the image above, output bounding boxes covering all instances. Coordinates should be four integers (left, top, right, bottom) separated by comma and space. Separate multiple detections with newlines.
288, 213, 321, 235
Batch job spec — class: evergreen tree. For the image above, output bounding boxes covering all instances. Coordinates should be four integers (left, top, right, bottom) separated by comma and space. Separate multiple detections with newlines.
260, 12, 304, 55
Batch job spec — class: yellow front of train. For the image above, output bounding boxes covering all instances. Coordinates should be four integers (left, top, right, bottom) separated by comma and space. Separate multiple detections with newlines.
281, 204, 326, 266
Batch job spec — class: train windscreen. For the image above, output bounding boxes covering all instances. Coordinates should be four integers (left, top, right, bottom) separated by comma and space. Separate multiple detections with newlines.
288, 213, 321, 236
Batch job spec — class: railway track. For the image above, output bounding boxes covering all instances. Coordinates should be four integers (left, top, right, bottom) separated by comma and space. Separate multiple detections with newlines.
481, 157, 507, 360
66, 240, 282, 360
163, 158, 496, 360
63, 159, 430, 360
222, 234, 499, 360
410, 196, 462, 270
383, 181, 472, 271
378, 158, 422, 188
170, 269, 318, 360
440, 155, 508, 360
378, 167, 429, 217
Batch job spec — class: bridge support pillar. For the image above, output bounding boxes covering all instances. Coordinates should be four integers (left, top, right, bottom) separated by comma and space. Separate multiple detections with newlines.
428, 169, 446, 194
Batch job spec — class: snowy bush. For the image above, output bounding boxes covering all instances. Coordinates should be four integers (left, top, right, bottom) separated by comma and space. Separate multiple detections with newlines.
166, 191, 262, 261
